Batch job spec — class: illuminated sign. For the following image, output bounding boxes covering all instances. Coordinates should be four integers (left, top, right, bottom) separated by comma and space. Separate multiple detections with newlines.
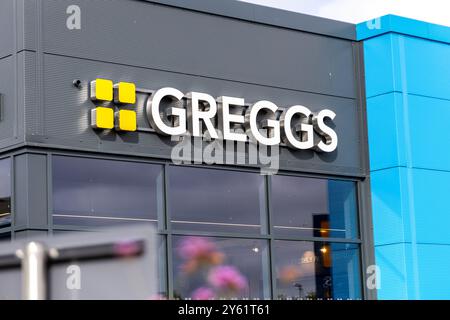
89, 78, 338, 152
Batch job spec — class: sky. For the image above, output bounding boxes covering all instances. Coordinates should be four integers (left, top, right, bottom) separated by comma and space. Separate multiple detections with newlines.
239, 0, 450, 27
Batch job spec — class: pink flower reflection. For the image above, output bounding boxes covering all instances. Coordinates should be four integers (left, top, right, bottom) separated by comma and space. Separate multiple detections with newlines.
208, 266, 248, 292
177, 237, 217, 260
177, 237, 224, 273
191, 287, 215, 300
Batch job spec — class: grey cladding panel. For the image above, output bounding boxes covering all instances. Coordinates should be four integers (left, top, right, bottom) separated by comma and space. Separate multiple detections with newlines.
41, 0, 356, 98
13, 154, 48, 228
142, 0, 356, 40
14, 154, 28, 227
29, 54, 362, 175
17, 0, 38, 52
0, 57, 17, 144
21, 51, 40, 136
0, 0, 14, 59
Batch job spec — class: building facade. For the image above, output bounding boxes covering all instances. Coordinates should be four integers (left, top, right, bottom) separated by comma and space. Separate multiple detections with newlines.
0, 0, 448, 300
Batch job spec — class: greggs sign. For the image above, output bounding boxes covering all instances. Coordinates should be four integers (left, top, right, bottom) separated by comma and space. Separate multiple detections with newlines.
89, 78, 338, 152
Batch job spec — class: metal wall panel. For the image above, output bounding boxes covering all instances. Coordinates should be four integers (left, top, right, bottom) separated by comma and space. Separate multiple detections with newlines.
0, 0, 14, 59
0, 57, 16, 144
16, 0, 38, 52
21, 53, 363, 175
13, 153, 49, 229
21, 51, 41, 137
39, 0, 356, 99
142, 0, 356, 40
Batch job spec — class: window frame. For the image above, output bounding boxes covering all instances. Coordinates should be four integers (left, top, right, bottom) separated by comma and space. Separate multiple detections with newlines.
45, 151, 372, 300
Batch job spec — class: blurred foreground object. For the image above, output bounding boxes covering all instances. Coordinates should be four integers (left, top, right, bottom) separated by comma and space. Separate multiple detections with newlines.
0, 225, 157, 300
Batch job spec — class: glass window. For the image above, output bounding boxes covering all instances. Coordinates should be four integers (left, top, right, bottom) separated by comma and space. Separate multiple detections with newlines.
169, 166, 266, 234
0, 158, 11, 228
271, 176, 358, 239
172, 236, 270, 299
52, 156, 163, 227
273, 240, 361, 300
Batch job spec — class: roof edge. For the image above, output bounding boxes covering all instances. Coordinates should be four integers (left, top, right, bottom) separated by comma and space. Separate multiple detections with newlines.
357, 14, 450, 44
142, 0, 356, 40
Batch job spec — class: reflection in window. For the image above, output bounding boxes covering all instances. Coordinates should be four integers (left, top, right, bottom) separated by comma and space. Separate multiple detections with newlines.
271, 176, 358, 239
273, 240, 361, 300
0, 158, 11, 228
172, 236, 270, 299
169, 166, 266, 234
52, 156, 163, 227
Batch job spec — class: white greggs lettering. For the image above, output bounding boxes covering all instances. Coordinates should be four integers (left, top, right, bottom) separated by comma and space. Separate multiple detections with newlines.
146, 87, 338, 152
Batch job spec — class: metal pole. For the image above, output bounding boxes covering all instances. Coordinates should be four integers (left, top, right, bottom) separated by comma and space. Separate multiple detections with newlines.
21, 241, 47, 300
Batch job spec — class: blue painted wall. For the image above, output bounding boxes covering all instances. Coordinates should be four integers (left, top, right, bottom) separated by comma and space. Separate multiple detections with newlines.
358, 15, 450, 299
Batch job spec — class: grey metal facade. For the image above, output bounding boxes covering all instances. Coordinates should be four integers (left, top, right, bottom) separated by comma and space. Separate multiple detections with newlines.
0, 0, 375, 299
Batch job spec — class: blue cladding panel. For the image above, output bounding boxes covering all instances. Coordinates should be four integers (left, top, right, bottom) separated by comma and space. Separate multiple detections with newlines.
375, 242, 422, 300
368, 91, 450, 172
411, 169, 450, 244
362, 34, 400, 98
366, 93, 406, 171
370, 168, 408, 245
371, 166, 450, 299
416, 244, 450, 299
374, 243, 408, 300
402, 36, 450, 100
357, 14, 450, 44
407, 95, 450, 171
360, 15, 450, 299
362, 22, 450, 100
356, 15, 391, 41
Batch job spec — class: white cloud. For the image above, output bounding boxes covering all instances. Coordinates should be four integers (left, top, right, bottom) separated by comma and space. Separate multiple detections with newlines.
239, 0, 450, 26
